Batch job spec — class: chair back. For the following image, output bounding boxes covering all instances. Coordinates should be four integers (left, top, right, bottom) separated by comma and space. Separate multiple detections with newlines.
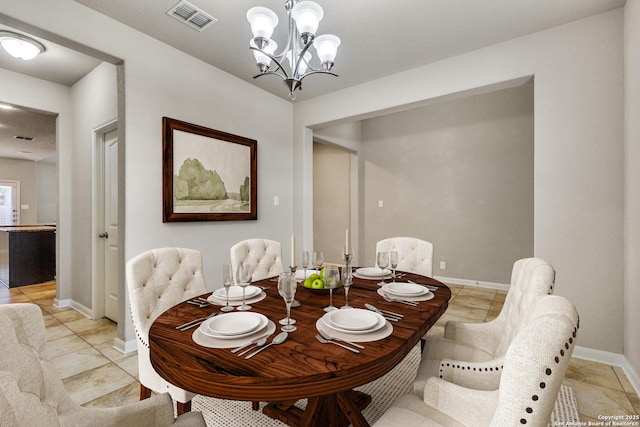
126, 247, 208, 347
492, 295, 578, 427
376, 237, 433, 276
0, 303, 71, 426
494, 258, 555, 357
229, 239, 285, 281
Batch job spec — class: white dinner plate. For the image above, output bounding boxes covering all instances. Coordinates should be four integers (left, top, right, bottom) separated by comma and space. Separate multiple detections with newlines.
321, 311, 386, 335
327, 309, 379, 331
199, 312, 268, 339
383, 282, 429, 296
213, 285, 261, 301
206, 312, 261, 336
355, 267, 392, 278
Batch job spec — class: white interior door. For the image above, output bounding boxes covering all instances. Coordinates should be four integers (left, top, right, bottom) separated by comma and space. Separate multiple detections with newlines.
0, 181, 20, 225
102, 129, 119, 321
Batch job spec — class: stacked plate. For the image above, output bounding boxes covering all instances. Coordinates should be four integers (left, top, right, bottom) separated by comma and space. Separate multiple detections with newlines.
380, 282, 434, 301
198, 312, 269, 339
354, 267, 392, 280
212, 285, 261, 301
321, 308, 386, 335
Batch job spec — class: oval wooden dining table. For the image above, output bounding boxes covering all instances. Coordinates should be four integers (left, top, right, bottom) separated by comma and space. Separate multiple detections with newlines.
148, 270, 451, 427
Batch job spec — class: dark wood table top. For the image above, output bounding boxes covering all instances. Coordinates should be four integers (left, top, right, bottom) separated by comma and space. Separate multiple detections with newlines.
148, 271, 450, 403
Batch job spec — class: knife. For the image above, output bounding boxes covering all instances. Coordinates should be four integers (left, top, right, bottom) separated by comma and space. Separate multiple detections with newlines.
364, 303, 402, 321
407, 280, 438, 291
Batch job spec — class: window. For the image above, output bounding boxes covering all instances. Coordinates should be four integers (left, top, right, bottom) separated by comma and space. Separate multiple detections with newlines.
0, 181, 19, 225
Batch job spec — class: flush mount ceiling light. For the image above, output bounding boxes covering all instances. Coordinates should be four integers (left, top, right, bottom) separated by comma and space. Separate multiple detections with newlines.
0, 31, 46, 60
247, 0, 341, 100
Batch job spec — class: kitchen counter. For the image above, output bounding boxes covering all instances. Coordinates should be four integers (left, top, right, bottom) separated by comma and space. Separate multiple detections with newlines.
0, 225, 56, 288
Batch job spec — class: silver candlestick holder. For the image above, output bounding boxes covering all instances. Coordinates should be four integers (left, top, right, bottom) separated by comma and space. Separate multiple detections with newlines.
342, 252, 352, 273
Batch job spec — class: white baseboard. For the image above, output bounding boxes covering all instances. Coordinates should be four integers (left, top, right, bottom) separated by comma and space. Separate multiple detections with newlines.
113, 337, 138, 355
433, 275, 510, 291
572, 346, 640, 396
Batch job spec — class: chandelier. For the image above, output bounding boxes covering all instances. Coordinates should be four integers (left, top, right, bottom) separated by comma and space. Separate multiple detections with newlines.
247, 1, 341, 100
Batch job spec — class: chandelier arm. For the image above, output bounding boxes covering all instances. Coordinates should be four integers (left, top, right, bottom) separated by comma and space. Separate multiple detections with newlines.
292, 39, 314, 79
249, 45, 291, 79
252, 70, 288, 80
298, 70, 339, 81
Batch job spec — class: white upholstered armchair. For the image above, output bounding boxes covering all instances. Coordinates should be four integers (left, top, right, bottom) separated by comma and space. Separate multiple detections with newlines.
374, 295, 579, 427
0, 303, 205, 427
229, 238, 285, 281
376, 237, 434, 277
414, 257, 556, 394
126, 247, 208, 414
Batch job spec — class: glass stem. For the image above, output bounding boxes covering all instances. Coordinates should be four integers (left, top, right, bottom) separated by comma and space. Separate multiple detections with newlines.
242, 287, 246, 306
345, 288, 349, 306
286, 302, 291, 327
329, 289, 333, 307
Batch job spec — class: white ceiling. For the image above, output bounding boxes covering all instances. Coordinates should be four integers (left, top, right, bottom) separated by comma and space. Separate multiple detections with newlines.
0, 0, 626, 161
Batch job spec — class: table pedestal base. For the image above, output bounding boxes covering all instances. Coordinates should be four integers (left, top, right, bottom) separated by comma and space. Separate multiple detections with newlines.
262, 390, 371, 427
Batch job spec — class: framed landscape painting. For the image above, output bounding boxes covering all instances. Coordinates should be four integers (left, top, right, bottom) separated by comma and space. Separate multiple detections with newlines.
162, 117, 257, 222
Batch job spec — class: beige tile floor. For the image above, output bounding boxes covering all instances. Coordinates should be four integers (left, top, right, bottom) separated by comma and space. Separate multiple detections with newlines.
1, 281, 639, 422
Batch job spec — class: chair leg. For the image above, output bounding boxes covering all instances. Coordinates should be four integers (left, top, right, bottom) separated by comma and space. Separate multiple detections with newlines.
252, 401, 260, 410
177, 401, 191, 415
139, 384, 152, 400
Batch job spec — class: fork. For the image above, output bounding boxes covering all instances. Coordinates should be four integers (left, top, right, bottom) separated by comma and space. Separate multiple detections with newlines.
383, 296, 419, 306
319, 330, 365, 350
315, 335, 360, 353
176, 312, 217, 331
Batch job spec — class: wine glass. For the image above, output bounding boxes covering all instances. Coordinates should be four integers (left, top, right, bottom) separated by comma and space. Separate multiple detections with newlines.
235, 264, 253, 311
376, 251, 390, 285
278, 272, 297, 332
390, 251, 399, 283
312, 251, 324, 273
341, 266, 353, 309
301, 250, 310, 280
323, 265, 340, 312
220, 263, 234, 312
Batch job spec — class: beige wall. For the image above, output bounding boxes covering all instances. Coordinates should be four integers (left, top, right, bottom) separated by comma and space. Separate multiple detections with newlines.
0, 157, 37, 224
313, 142, 352, 264
624, 0, 640, 389
360, 82, 534, 284
295, 10, 625, 355
36, 161, 56, 223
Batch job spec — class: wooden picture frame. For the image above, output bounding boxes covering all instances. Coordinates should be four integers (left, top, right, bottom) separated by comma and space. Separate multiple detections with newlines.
162, 117, 257, 222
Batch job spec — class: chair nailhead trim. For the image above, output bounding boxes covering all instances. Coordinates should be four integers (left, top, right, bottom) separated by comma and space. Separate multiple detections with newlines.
532, 395, 538, 401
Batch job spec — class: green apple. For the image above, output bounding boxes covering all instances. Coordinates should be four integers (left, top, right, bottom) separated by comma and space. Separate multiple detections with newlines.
303, 277, 314, 288
308, 273, 320, 282
311, 279, 324, 289
319, 268, 325, 278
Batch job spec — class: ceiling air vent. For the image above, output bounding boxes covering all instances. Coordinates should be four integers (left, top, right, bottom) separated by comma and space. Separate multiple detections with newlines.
167, 1, 217, 32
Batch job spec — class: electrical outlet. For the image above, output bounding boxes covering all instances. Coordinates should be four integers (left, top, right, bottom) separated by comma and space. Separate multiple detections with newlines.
378, 200, 384, 208
273, 196, 279, 206
440, 261, 446, 270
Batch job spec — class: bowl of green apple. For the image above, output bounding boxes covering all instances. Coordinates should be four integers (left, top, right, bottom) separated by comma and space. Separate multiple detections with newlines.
300, 268, 342, 293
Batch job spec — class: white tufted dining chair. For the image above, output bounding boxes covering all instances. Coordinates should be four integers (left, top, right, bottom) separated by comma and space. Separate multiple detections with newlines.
229, 238, 286, 281
126, 247, 208, 415
376, 237, 434, 277
414, 257, 556, 395
0, 303, 206, 427
374, 295, 579, 427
